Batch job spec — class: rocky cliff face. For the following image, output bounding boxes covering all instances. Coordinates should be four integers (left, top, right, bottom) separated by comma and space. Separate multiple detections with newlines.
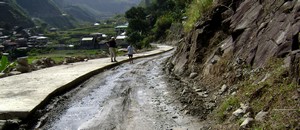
167, 0, 299, 129
170, 0, 299, 77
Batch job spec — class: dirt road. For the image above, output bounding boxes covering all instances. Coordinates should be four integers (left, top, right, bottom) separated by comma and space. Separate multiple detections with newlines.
29, 51, 203, 130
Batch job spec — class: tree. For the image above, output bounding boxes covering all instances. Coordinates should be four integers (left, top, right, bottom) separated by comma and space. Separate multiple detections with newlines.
125, 7, 150, 46
125, 0, 190, 48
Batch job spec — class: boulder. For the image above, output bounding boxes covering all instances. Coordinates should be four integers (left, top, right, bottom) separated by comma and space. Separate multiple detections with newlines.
16, 57, 31, 73
16, 57, 28, 66
42, 57, 56, 67
16, 65, 31, 73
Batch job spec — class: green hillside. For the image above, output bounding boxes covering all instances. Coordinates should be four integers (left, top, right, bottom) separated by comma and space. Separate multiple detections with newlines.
15, 0, 76, 29
52, 0, 141, 20
0, 1, 34, 28
62, 6, 96, 23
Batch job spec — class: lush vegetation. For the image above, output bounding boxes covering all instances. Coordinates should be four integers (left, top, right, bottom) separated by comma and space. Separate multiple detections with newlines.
125, 0, 213, 48
0, 55, 9, 72
44, 24, 115, 45
184, 0, 213, 31
0, 54, 16, 73
27, 49, 108, 64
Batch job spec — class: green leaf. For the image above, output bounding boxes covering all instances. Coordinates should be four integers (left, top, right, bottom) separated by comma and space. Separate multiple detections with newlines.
0, 55, 9, 72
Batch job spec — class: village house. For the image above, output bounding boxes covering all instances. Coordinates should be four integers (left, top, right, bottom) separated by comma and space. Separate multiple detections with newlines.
2, 40, 17, 51
16, 38, 28, 47
115, 24, 128, 35
0, 36, 9, 44
80, 33, 108, 49
28, 36, 48, 47
80, 37, 95, 49
49, 28, 58, 32
0, 28, 3, 36
116, 32, 128, 48
0, 45, 4, 52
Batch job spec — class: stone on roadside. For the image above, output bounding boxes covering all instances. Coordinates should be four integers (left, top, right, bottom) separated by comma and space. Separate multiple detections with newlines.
219, 84, 228, 95
197, 91, 208, 97
240, 117, 254, 128
0, 73, 6, 78
16, 57, 31, 73
231, 92, 237, 95
233, 108, 244, 117
16, 65, 31, 73
16, 57, 28, 66
243, 112, 252, 118
205, 102, 216, 110
195, 88, 203, 92
240, 103, 251, 113
8, 71, 22, 76
189, 72, 198, 79
255, 111, 268, 121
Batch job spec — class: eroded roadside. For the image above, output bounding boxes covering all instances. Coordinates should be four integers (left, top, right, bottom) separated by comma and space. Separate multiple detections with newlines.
21, 50, 205, 130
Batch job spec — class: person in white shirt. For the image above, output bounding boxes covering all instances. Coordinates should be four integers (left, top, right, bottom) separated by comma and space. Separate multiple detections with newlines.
127, 44, 135, 64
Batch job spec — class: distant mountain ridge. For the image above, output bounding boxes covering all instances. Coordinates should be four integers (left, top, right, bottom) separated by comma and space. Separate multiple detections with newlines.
15, 0, 76, 28
0, 0, 141, 29
52, 0, 142, 19
0, 1, 34, 28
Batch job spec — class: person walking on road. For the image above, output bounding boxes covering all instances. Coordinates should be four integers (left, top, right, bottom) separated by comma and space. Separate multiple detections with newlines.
127, 44, 135, 64
106, 37, 117, 62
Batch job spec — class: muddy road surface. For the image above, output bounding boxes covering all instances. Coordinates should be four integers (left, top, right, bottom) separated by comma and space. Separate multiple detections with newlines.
30, 51, 203, 130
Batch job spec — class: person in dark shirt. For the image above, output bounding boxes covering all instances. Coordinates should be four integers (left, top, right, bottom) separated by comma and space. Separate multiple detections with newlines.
106, 37, 117, 62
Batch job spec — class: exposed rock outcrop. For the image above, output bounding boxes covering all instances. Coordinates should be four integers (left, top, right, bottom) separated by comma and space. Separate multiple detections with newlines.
166, 0, 300, 129
170, 0, 300, 77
